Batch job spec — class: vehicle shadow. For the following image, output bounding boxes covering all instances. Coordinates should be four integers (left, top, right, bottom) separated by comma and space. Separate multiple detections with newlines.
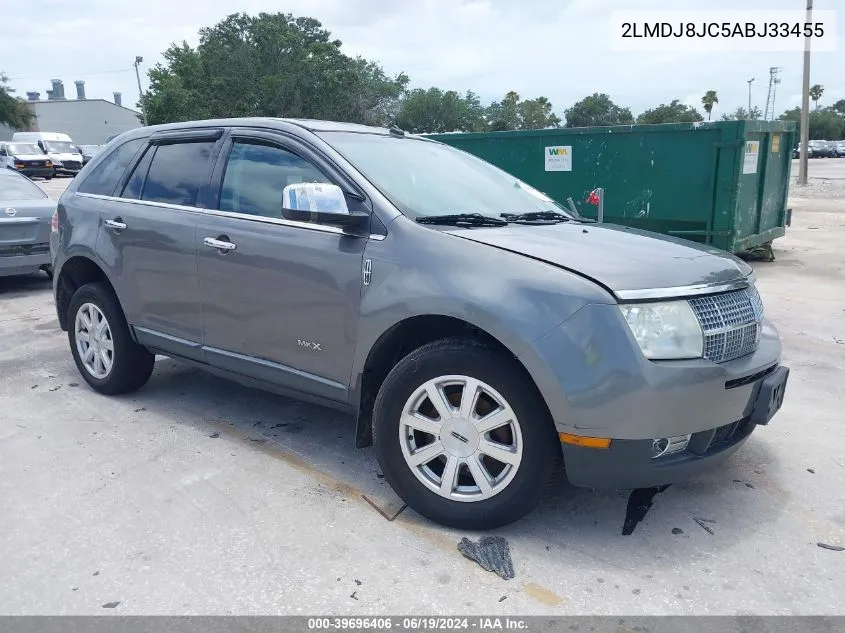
0, 273, 52, 299
122, 357, 786, 570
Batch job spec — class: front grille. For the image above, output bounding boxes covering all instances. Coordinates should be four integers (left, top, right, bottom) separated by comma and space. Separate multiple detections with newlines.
688, 286, 763, 363
25, 160, 46, 167
62, 161, 81, 170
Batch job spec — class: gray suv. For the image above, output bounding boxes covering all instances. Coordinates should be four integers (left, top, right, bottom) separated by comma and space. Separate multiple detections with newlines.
50, 119, 788, 529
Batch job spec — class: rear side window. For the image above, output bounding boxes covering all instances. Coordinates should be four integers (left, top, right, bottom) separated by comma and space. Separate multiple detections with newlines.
219, 141, 330, 218
141, 141, 215, 207
77, 138, 145, 196
120, 147, 155, 200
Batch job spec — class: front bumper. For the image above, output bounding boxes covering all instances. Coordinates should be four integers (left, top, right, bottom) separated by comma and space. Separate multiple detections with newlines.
524, 303, 784, 441
562, 364, 788, 489
16, 167, 53, 179
563, 420, 753, 489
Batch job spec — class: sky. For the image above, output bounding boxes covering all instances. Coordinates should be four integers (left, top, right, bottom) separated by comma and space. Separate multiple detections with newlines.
2, 0, 842, 120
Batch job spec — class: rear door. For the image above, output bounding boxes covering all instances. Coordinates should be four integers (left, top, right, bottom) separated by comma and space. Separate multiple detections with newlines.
196, 129, 370, 403
92, 129, 224, 360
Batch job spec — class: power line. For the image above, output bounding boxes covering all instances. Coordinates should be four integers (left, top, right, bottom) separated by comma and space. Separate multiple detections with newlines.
4, 68, 135, 81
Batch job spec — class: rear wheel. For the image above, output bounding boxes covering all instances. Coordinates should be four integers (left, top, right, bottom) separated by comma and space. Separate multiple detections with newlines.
373, 338, 559, 530
68, 282, 154, 395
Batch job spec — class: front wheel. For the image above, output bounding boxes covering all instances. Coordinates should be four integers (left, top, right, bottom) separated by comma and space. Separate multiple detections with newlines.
67, 282, 155, 395
373, 338, 559, 530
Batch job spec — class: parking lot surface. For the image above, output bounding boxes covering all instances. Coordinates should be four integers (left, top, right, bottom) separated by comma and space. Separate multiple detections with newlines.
1, 163, 844, 615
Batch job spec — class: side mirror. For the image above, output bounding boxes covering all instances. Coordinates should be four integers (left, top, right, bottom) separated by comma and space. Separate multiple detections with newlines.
281, 182, 369, 230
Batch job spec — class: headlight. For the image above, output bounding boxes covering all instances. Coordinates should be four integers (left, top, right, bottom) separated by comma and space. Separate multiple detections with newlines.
619, 300, 703, 360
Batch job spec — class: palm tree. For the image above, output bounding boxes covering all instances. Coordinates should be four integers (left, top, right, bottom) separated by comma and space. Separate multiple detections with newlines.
809, 84, 824, 110
701, 90, 718, 120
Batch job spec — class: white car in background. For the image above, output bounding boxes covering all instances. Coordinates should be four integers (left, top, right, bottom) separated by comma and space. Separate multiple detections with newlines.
11, 132, 84, 177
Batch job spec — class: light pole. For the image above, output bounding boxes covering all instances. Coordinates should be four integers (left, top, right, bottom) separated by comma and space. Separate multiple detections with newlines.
798, 0, 812, 185
133, 55, 148, 126
747, 78, 754, 116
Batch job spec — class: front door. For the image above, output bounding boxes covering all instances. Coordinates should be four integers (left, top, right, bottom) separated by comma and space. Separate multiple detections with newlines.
196, 131, 368, 403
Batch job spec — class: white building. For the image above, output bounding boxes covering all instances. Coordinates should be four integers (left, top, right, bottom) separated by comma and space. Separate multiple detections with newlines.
1, 79, 142, 145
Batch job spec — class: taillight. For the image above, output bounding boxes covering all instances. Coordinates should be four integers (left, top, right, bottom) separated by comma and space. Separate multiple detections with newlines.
51, 210, 59, 233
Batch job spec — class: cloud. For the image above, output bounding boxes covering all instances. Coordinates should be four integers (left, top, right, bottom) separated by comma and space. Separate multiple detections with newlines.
2, 0, 842, 118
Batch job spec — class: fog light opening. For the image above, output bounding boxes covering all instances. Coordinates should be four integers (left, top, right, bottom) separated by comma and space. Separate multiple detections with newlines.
651, 434, 691, 459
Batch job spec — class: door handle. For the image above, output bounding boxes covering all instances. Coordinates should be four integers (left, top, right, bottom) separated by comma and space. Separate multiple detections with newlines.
203, 237, 237, 252
104, 219, 126, 231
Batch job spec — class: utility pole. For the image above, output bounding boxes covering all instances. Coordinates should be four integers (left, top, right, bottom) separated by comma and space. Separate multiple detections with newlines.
747, 78, 755, 116
133, 55, 148, 126
798, 0, 813, 185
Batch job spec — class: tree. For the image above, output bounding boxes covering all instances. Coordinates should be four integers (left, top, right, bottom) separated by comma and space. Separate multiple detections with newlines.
636, 100, 704, 124
832, 99, 845, 117
394, 87, 486, 133
701, 90, 718, 120
779, 106, 845, 140
720, 106, 762, 121
809, 84, 824, 110
142, 12, 408, 125
564, 93, 634, 127
486, 90, 521, 131
0, 73, 34, 130
517, 96, 561, 129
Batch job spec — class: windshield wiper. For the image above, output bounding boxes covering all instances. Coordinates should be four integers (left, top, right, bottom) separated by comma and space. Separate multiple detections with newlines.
416, 213, 508, 227
500, 211, 573, 223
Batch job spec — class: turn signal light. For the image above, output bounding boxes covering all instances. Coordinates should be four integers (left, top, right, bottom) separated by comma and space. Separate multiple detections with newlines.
559, 433, 612, 449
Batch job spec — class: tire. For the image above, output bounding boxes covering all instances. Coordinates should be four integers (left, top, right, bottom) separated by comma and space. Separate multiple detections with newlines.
67, 282, 155, 395
45, 175, 52, 181
373, 337, 559, 530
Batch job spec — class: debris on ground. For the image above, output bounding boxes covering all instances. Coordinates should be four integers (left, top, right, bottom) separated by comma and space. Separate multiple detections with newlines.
350, 592, 358, 600
808, 468, 816, 474
693, 518, 717, 535
102, 601, 120, 608
354, 579, 362, 586
457, 536, 515, 580
817, 542, 845, 552
622, 485, 670, 535
672, 528, 684, 535
498, 596, 507, 602
738, 242, 775, 262
92, 571, 99, 576
209, 432, 219, 439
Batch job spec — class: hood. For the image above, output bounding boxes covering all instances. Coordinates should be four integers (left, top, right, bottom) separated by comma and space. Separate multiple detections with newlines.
9, 153, 50, 161
47, 152, 82, 160
445, 222, 752, 300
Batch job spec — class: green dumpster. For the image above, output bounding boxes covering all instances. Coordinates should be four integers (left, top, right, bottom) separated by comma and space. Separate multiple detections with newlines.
429, 120, 796, 253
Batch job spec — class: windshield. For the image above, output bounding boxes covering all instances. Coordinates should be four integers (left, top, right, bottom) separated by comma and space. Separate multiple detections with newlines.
0, 173, 48, 200
319, 132, 570, 219
44, 141, 77, 153
6, 143, 42, 155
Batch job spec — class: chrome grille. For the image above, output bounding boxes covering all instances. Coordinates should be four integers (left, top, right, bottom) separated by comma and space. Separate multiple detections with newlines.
689, 286, 763, 363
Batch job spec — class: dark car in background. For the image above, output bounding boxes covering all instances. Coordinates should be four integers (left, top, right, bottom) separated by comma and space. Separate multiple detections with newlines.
0, 170, 56, 278
795, 140, 836, 159
78, 145, 103, 166
834, 141, 845, 157
0, 142, 53, 180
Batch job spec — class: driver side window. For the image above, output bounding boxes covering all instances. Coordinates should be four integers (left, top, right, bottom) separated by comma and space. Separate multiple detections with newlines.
219, 141, 331, 219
